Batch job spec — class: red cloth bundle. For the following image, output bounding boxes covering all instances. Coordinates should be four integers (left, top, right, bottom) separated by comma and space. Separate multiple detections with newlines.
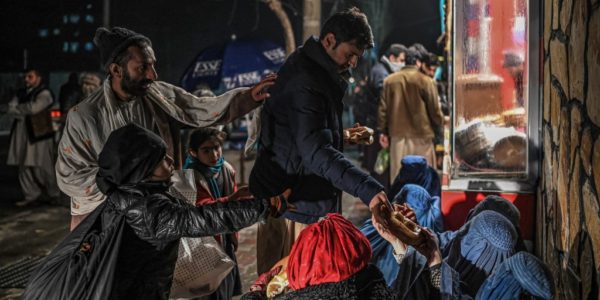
287, 213, 372, 290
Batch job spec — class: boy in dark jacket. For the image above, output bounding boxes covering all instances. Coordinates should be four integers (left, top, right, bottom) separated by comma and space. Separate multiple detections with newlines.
96, 124, 288, 299
250, 7, 392, 274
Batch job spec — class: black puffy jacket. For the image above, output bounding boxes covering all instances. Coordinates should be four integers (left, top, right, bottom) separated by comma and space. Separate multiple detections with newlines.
105, 182, 269, 299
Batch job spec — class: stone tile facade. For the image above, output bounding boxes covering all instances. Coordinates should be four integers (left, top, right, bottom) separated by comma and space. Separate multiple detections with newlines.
538, 0, 600, 298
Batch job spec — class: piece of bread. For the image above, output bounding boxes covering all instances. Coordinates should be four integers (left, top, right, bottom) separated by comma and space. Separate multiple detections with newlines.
389, 211, 426, 246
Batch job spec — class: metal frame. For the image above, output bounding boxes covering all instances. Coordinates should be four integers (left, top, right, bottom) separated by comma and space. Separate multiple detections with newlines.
448, 0, 542, 193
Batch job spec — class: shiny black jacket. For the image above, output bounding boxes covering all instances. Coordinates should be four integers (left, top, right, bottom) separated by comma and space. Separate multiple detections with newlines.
105, 182, 269, 299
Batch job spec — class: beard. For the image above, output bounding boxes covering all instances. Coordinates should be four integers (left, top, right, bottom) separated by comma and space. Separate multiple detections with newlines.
121, 70, 153, 97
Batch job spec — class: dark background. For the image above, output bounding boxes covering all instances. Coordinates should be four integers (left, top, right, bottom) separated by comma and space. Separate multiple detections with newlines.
0, 0, 442, 84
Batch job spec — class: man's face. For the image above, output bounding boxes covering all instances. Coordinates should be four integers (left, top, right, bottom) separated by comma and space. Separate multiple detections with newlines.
390, 52, 406, 65
120, 45, 157, 97
24, 71, 41, 89
322, 33, 365, 72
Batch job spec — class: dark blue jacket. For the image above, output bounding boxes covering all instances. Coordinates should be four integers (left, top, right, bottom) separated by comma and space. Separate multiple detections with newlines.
250, 37, 383, 224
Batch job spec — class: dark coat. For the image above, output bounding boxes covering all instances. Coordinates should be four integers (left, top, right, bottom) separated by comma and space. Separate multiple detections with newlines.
250, 37, 383, 224
105, 183, 269, 299
95, 124, 270, 299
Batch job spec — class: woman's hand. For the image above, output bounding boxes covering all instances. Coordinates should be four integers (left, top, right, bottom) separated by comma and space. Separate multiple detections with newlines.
413, 228, 442, 268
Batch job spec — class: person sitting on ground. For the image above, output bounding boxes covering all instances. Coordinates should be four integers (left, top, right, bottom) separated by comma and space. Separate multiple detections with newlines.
475, 251, 554, 299
243, 212, 460, 299
437, 195, 526, 255
444, 210, 518, 297
82, 124, 290, 299
388, 155, 441, 198
361, 183, 444, 287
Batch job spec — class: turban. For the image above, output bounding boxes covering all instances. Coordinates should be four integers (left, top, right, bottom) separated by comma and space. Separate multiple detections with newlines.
389, 155, 440, 198
288, 213, 372, 290
445, 211, 517, 296
393, 184, 444, 233
476, 251, 554, 299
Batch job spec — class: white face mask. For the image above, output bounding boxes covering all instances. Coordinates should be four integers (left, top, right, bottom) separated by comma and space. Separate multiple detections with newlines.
389, 61, 405, 72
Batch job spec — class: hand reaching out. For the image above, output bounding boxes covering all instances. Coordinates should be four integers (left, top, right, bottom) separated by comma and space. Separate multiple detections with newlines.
228, 185, 253, 201
413, 227, 442, 268
249, 73, 277, 102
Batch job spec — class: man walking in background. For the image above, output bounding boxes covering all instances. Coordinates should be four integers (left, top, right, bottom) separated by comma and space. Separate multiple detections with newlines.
378, 48, 443, 182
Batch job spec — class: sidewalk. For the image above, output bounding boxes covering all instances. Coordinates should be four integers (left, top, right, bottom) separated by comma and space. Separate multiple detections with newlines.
0, 149, 371, 299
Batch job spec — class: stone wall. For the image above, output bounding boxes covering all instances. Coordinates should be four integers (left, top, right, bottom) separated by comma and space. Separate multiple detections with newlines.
538, 0, 600, 298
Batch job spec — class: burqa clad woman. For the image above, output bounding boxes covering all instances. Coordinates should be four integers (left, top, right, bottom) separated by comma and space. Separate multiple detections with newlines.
95, 124, 289, 299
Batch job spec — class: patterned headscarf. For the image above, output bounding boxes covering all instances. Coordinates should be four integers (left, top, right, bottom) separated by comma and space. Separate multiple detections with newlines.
287, 213, 372, 290
476, 252, 554, 299
393, 184, 444, 233
445, 211, 517, 296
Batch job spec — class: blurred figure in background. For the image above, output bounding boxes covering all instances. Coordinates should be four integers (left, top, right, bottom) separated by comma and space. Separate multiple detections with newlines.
363, 43, 408, 190
58, 72, 82, 115
80, 72, 103, 98
3, 68, 60, 206
378, 48, 443, 182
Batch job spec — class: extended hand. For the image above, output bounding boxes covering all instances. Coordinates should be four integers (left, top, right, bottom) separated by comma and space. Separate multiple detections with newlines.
413, 227, 442, 268
369, 191, 392, 231
379, 133, 389, 149
228, 185, 254, 201
249, 73, 277, 102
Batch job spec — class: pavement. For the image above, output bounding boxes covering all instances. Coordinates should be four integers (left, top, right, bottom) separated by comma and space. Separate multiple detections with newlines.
0, 148, 371, 299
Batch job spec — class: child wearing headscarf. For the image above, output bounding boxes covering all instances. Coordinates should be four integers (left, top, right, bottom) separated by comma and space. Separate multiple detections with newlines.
184, 127, 274, 299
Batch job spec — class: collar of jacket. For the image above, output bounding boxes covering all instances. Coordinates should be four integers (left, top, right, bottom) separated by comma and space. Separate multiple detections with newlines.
18, 84, 48, 104
379, 56, 396, 74
400, 65, 419, 72
300, 36, 349, 92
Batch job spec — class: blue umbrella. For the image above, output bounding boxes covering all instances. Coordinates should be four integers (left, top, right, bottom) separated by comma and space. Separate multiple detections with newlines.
180, 38, 286, 92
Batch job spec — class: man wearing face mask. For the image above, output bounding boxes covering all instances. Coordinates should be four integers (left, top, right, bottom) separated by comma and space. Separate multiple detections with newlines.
57, 27, 276, 230
249, 7, 392, 275
362, 44, 407, 189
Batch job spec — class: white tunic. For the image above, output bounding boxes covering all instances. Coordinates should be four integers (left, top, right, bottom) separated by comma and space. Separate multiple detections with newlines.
57, 79, 256, 215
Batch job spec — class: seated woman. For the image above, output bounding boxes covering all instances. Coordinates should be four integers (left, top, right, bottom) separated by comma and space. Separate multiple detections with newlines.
388, 155, 441, 198
475, 251, 554, 299
74, 124, 289, 299
243, 212, 460, 299
438, 195, 525, 255
361, 184, 442, 286
444, 210, 518, 297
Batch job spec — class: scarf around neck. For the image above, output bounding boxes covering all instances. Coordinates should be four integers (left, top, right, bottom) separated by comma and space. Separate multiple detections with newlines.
184, 154, 224, 198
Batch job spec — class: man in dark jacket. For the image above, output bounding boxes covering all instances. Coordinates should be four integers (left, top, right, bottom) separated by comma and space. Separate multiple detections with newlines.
250, 7, 391, 274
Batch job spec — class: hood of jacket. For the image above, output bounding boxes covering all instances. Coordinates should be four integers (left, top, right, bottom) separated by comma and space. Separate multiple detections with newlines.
96, 123, 167, 195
